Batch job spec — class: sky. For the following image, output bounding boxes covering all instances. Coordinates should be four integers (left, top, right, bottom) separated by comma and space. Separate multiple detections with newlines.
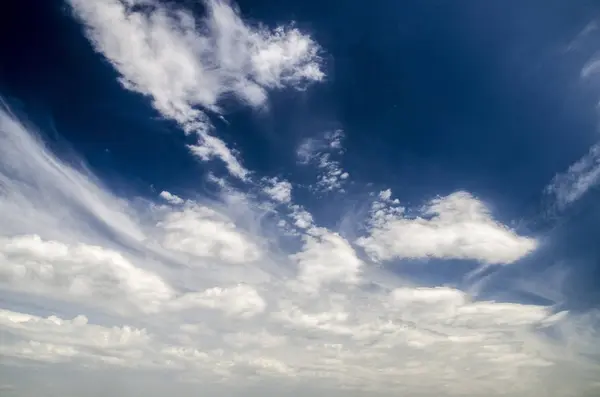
1, 0, 600, 396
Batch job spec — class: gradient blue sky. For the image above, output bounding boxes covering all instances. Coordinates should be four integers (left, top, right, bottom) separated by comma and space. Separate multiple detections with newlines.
1, 0, 600, 396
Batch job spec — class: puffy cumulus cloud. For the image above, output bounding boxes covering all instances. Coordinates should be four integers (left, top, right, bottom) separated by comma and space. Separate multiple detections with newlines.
3, 287, 600, 396
0, 106, 276, 319
290, 204, 314, 229
156, 201, 263, 265
68, 0, 323, 180
262, 177, 292, 203
0, 234, 174, 314
0, 233, 266, 319
291, 228, 363, 290
0, 309, 151, 367
357, 191, 538, 265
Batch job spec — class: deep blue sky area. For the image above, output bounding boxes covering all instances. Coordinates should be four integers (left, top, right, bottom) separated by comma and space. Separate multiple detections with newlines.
2, 0, 599, 205
1, 0, 600, 309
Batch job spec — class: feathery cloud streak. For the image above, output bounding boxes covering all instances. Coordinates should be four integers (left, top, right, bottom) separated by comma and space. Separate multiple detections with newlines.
68, 0, 324, 180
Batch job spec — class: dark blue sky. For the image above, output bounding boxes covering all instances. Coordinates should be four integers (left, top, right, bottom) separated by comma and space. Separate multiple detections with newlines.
2, 0, 599, 200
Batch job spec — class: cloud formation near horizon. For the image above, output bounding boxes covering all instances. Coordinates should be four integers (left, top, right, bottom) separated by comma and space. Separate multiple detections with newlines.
1, 96, 599, 397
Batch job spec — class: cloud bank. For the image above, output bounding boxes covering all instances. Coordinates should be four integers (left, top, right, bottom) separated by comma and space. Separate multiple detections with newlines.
2, 97, 599, 397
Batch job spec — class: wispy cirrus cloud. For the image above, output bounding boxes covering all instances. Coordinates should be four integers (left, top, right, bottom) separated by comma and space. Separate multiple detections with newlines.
542, 51, 600, 212
68, 0, 324, 180
545, 142, 600, 210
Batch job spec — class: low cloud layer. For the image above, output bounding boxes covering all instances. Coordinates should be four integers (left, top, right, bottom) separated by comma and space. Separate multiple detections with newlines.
1, 100, 599, 397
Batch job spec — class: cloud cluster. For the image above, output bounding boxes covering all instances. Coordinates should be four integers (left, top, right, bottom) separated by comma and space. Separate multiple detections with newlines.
262, 177, 293, 203
2, 100, 599, 396
0, 234, 173, 314
68, 0, 323, 180
0, 309, 151, 367
357, 190, 538, 265
156, 201, 263, 265
297, 129, 350, 192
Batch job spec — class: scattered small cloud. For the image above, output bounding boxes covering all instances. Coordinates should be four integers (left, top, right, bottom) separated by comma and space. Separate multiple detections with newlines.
544, 46, 600, 211
297, 129, 350, 192
159, 191, 184, 205
263, 178, 292, 203
545, 141, 600, 211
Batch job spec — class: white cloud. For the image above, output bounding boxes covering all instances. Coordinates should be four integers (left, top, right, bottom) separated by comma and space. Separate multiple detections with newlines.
316, 153, 348, 192
357, 191, 538, 265
582, 53, 600, 78
222, 330, 287, 349
268, 286, 600, 395
290, 205, 314, 229
545, 143, 600, 210
0, 309, 151, 367
297, 138, 319, 164
2, 41, 600, 397
68, 0, 323, 180
0, 108, 144, 243
168, 284, 266, 318
291, 228, 363, 290
544, 50, 600, 211
159, 191, 184, 205
0, 235, 174, 314
326, 129, 344, 150
263, 178, 292, 203
156, 202, 263, 265
379, 188, 393, 201
189, 133, 249, 180
297, 130, 350, 192
565, 21, 599, 52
